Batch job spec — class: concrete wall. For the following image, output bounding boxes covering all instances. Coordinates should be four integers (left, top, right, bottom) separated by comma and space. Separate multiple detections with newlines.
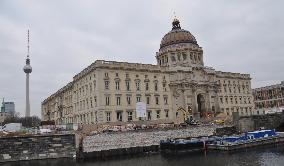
237, 111, 284, 132
0, 134, 76, 163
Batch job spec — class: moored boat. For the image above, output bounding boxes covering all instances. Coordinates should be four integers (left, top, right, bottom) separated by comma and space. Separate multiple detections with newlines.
160, 136, 220, 153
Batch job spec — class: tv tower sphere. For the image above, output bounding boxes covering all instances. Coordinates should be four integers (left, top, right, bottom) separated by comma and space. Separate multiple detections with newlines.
23, 58, 32, 73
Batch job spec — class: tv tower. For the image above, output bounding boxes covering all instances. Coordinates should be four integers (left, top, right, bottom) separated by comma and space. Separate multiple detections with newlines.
23, 30, 32, 117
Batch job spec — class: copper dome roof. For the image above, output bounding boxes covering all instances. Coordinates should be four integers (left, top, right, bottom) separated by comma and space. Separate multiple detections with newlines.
160, 19, 198, 49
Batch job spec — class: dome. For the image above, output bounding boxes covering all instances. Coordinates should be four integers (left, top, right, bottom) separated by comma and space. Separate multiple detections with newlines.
160, 19, 198, 49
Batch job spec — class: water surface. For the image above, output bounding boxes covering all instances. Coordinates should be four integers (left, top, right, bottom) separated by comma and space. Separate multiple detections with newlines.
2, 147, 284, 166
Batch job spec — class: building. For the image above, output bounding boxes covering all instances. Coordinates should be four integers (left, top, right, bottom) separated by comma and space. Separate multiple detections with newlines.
41, 18, 255, 125
253, 81, 284, 114
0, 99, 14, 123
4, 102, 15, 116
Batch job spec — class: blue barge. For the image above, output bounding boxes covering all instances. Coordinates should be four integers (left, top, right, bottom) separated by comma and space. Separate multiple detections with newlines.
208, 129, 284, 151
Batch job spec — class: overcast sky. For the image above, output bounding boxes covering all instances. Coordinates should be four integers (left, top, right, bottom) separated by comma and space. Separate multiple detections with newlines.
0, 0, 283, 117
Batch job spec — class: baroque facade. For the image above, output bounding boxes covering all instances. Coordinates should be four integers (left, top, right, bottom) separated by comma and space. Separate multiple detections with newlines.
42, 18, 255, 125
253, 81, 284, 113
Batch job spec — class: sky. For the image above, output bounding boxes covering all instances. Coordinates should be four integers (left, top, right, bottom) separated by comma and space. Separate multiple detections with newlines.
0, 0, 283, 117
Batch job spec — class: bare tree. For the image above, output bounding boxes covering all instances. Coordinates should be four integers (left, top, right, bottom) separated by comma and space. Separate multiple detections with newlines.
3, 116, 41, 128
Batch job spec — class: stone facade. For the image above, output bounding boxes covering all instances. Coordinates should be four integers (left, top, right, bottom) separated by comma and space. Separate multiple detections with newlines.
42, 18, 255, 125
253, 81, 284, 114
0, 134, 76, 162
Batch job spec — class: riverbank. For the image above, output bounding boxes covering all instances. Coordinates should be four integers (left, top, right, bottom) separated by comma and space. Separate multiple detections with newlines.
79, 125, 216, 159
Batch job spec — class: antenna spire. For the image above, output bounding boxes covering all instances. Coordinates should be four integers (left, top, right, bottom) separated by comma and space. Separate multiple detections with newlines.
27, 29, 30, 58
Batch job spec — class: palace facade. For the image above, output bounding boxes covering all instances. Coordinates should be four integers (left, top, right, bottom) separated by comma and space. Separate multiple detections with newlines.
41, 18, 255, 125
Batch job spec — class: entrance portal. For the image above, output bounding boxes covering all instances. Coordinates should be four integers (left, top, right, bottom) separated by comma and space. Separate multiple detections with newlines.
197, 94, 206, 118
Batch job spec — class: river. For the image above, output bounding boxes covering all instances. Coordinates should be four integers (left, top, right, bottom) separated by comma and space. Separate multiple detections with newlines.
2, 146, 284, 166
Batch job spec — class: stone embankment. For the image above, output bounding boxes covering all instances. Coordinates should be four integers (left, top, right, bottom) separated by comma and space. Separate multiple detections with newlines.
0, 134, 76, 163
83, 126, 216, 153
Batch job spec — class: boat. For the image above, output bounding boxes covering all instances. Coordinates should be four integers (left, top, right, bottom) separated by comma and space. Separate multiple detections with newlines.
160, 136, 220, 153
217, 129, 278, 145
206, 129, 284, 151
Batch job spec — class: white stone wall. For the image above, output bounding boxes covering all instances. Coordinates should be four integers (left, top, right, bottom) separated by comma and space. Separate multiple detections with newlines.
83, 126, 215, 152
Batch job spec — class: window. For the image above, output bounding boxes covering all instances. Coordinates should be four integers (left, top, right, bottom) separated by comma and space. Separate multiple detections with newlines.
182, 53, 187, 60
90, 83, 92, 92
105, 72, 108, 77
105, 81, 109, 90
165, 110, 169, 118
220, 97, 223, 104
127, 112, 133, 121
155, 96, 159, 105
156, 110, 160, 119
147, 111, 151, 120
116, 96, 121, 106
127, 96, 131, 105
177, 53, 181, 61
106, 96, 110, 106
117, 112, 122, 121
115, 81, 120, 90
155, 82, 158, 91
171, 55, 176, 62
146, 96, 150, 105
93, 81, 96, 89
136, 82, 140, 91
116, 73, 119, 77
136, 96, 141, 102
164, 97, 168, 105
106, 112, 111, 122
146, 82, 149, 91
126, 81, 130, 91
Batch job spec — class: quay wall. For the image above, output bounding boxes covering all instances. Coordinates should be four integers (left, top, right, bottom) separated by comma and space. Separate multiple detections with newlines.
237, 112, 284, 132
0, 134, 76, 163
80, 126, 215, 159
